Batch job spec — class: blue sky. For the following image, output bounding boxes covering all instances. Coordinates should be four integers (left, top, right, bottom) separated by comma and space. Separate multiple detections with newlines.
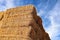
0, 0, 60, 40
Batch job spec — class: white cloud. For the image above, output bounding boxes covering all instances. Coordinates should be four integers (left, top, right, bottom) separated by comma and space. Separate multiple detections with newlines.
0, 0, 6, 11
0, 0, 15, 11
37, 10, 45, 16
38, 0, 60, 40
45, 1, 60, 40
5, 0, 15, 9
0, 0, 26, 11
0, 0, 60, 40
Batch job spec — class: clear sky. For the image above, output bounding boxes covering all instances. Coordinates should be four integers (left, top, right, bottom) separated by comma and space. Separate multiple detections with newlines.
0, 0, 60, 40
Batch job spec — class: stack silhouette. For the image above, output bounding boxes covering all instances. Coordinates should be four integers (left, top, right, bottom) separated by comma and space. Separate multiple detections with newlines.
0, 5, 50, 40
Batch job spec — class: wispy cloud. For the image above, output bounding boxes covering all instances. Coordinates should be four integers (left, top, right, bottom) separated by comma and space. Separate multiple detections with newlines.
5, 0, 15, 9
45, 1, 60, 40
37, 0, 60, 40
0, 0, 34, 11
0, 0, 6, 11
0, 0, 18, 11
0, 0, 60, 40
0, 0, 15, 11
